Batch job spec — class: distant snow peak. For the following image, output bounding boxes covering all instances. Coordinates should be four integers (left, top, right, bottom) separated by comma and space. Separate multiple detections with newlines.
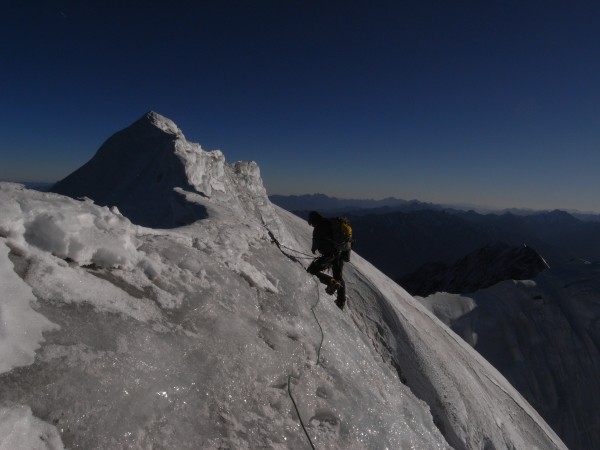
51, 112, 275, 228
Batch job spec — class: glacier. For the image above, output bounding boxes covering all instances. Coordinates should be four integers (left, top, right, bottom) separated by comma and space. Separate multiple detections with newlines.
0, 113, 567, 449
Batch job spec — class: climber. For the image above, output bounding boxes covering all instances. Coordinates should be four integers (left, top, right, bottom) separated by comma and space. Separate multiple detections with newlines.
306, 211, 352, 310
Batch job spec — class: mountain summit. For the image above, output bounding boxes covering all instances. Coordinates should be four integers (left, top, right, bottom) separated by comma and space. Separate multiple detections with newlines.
51, 112, 272, 228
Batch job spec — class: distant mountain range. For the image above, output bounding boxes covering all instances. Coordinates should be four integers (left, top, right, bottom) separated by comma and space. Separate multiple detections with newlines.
269, 193, 443, 214
269, 193, 600, 222
271, 194, 600, 281
17, 182, 54, 192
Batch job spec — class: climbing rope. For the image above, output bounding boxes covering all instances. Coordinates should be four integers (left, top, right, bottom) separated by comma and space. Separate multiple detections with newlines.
265, 226, 326, 449
266, 229, 314, 259
311, 278, 324, 366
282, 245, 315, 258
265, 227, 325, 365
288, 375, 317, 450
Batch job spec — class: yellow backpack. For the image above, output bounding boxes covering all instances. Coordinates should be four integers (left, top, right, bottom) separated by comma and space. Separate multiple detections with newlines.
331, 216, 353, 253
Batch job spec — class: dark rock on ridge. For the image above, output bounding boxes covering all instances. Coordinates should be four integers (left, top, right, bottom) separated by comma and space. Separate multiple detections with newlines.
400, 242, 549, 297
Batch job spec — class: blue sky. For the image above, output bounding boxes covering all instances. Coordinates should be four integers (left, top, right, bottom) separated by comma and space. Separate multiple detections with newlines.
1, 1, 599, 212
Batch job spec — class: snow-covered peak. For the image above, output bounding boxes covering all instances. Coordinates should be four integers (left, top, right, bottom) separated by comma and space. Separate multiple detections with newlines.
51, 112, 278, 229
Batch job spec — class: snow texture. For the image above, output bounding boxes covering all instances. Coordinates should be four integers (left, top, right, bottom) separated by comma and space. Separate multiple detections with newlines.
0, 405, 64, 450
0, 223, 59, 373
418, 264, 600, 450
0, 113, 568, 449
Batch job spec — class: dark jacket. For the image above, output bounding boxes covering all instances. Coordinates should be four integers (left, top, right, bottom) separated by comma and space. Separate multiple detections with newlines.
311, 215, 337, 255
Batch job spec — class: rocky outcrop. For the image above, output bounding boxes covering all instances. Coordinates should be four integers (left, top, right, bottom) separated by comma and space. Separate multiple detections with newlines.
400, 242, 549, 297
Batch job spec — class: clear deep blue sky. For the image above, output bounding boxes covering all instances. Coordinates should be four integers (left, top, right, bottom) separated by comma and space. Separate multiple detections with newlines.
2, 1, 599, 212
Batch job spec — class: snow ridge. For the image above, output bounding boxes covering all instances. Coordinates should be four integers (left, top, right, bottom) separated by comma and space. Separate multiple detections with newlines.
144, 111, 182, 136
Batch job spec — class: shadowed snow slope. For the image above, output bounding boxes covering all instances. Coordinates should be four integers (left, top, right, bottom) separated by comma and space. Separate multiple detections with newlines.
0, 113, 566, 449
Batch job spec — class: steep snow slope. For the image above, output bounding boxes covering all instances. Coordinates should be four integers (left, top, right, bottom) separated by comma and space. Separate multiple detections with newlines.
284, 208, 567, 450
0, 182, 447, 449
0, 183, 566, 450
418, 264, 600, 450
0, 112, 567, 449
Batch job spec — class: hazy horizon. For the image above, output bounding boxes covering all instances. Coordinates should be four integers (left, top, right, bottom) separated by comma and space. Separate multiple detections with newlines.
5, 177, 599, 215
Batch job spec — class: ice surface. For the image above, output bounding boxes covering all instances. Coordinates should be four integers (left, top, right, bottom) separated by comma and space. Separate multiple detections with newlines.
0, 237, 58, 374
0, 405, 64, 450
417, 292, 477, 327
0, 183, 140, 269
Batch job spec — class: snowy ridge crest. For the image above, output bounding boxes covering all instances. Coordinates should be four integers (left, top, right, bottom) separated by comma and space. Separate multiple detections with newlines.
144, 111, 182, 136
